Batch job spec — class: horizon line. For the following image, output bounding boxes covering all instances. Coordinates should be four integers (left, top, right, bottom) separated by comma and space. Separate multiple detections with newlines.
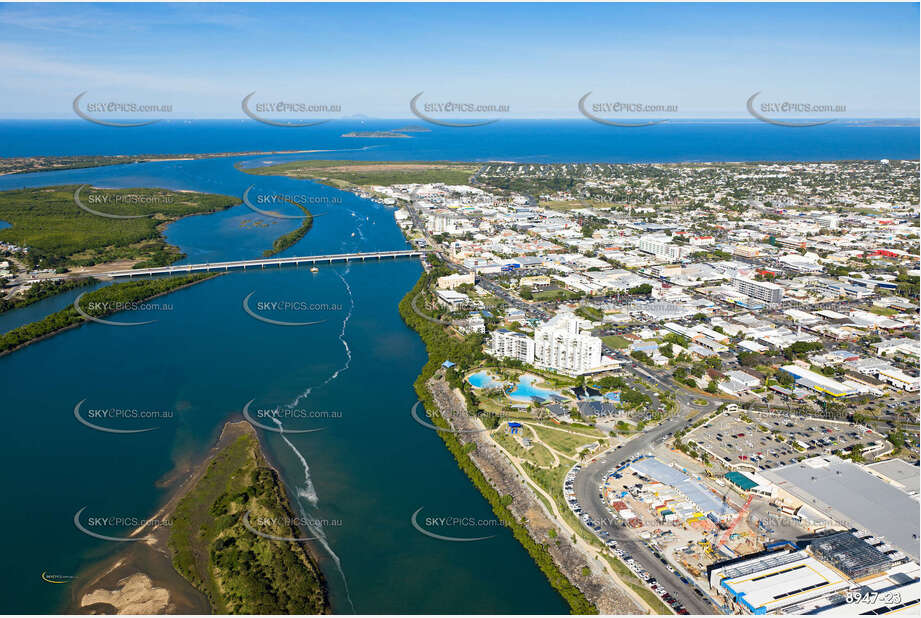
0, 116, 918, 122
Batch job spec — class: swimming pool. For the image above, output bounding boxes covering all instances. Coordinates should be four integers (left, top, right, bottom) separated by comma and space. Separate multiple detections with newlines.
467, 371, 503, 389
507, 374, 563, 403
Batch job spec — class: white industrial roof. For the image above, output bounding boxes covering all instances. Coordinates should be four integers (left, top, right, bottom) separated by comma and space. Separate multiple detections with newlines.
721, 555, 848, 614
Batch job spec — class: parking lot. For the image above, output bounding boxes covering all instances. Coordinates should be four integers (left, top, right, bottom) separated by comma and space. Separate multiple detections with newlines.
686, 411, 881, 471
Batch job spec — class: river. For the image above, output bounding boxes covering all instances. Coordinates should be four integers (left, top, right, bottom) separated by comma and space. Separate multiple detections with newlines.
0, 153, 569, 614
2, 119, 915, 613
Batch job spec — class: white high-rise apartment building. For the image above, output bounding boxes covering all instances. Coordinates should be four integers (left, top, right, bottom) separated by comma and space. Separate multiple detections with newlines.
732, 277, 784, 304
490, 329, 535, 364
534, 313, 602, 375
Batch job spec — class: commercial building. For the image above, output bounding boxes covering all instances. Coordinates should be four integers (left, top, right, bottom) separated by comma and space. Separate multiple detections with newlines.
864, 459, 920, 497
630, 457, 735, 521
761, 456, 920, 562
489, 329, 535, 364
436, 272, 475, 290
434, 289, 480, 311
732, 244, 762, 258
710, 533, 920, 615
732, 277, 784, 305
877, 368, 920, 392
636, 235, 694, 261
534, 313, 603, 375
807, 277, 874, 300
873, 338, 921, 360
779, 365, 859, 398
711, 549, 850, 614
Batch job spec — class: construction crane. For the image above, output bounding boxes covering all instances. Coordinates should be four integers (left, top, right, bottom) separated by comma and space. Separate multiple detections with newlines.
718, 494, 754, 547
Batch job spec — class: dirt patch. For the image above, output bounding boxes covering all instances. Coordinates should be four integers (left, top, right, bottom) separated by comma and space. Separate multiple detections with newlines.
80, 573, 171, 615
68, 260, 142, 276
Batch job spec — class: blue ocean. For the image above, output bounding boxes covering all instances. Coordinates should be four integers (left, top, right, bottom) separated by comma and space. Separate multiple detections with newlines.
1, 119, 917, 162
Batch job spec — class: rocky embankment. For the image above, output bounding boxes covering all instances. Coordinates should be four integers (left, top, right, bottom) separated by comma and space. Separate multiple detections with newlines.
426, 376, 644, 615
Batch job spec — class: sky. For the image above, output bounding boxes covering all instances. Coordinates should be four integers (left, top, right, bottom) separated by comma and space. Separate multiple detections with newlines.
0, 2, 918, 119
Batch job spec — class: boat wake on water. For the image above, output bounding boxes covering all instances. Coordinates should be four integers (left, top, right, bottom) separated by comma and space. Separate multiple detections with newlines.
267, 263, 358, 612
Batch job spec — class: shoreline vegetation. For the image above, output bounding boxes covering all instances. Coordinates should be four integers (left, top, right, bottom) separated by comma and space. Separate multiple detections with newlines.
0, 276, 97, 313
72, 420, 329, 615
0, 185, 238, 270
238, 159, 478, 190
0, 149, 347, 176
169, 422, 330, 614
0, 273, 219, 356
263, 197, 314, 257
397, 270, 597, 615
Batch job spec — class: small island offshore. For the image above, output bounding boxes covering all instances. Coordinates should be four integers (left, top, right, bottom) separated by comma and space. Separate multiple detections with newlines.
72, 421, 330, 615
341, 131, 412, 138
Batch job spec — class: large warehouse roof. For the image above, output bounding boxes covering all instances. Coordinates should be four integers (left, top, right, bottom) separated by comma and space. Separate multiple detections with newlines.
719, 553, 848, 614
763, 456, 920, 562
631, 457, 735, 518
865, 459, 920, 495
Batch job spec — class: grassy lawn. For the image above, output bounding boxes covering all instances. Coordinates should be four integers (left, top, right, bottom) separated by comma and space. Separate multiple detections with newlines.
241, 159, 477, 186
522, 462, 605, 551
531, 423, 602, 457
533, 288, 583, 302
532, 421, 606, 438
493, 426, 556, 467
602, 335, 631, 349
868, 306, 899, 316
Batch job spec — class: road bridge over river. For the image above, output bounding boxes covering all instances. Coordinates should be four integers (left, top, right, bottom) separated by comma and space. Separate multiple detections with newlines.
102, 249, 427, 278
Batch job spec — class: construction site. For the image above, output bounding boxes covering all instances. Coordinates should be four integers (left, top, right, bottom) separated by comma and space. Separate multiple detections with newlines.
600, 455, 770, 584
